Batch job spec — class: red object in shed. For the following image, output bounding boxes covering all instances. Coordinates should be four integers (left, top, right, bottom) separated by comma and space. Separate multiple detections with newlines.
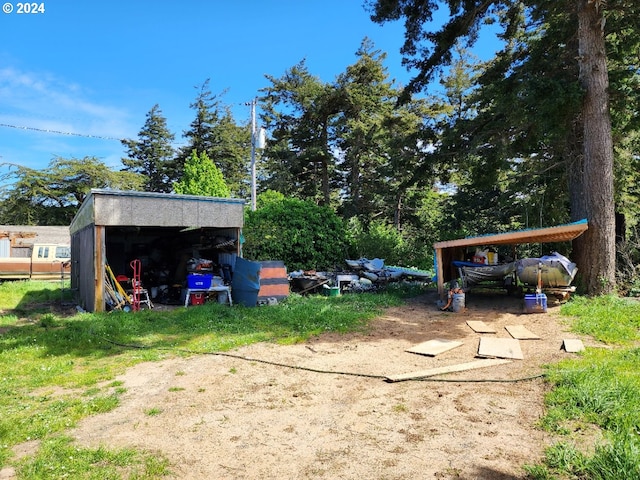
189, 292, 206, 306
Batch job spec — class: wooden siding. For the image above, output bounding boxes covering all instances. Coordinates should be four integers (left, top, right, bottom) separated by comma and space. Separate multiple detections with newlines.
257, 261, 289, 303
71, 225, 96, 312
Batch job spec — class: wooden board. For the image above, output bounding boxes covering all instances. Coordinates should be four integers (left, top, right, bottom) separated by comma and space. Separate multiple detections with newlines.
505, 325, 540, 340
406, 339, 463, 357
562, 339, 585, 353
477, 337, 524, 360
386, 359, 512, 382
466, 320, 497, 333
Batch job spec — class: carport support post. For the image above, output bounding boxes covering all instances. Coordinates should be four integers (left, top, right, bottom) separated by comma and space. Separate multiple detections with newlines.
436, 247, 445, 300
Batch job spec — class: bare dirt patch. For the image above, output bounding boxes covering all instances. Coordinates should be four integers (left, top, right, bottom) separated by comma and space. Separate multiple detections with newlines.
67, 290, 590, 479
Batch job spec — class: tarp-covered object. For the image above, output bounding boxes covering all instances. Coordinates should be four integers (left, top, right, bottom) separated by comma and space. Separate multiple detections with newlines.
232, 257, 261, 307
517, 252, 578, 288
452, 261, 517, 288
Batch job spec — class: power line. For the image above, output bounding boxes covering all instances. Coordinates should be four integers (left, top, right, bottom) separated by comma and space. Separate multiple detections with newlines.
0, 123, 122, 141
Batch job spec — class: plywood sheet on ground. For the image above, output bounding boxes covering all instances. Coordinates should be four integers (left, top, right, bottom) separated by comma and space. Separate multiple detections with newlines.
406, 339, 463, 357
478, 337, 524, 360
386, 359, 512, 382
505, 325, 540, 340
466, 320, 497, 333
562, 339, 585, 352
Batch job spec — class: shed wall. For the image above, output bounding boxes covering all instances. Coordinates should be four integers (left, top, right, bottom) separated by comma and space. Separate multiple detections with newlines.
71, 225, 96, 312
69, 195, 95, 235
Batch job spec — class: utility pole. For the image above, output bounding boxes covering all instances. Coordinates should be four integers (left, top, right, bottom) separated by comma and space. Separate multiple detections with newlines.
249, 98, 257, 211
248, 98, 265, 211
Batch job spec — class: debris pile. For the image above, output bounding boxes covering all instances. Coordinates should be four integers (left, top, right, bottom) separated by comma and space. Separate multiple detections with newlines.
289, 258, 432, 294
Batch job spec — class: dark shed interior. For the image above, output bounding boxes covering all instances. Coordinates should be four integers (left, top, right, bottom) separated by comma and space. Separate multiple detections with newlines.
104, 225, 239, 304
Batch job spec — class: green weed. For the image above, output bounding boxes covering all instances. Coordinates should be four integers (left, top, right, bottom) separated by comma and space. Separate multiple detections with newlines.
16, 435, 170, 479
529, 295, 640, 479
560, 295, 640, 344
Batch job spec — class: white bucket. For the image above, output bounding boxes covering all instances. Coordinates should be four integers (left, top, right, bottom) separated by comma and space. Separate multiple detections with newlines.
217, 290, 229, 304
452, 293, 466, 312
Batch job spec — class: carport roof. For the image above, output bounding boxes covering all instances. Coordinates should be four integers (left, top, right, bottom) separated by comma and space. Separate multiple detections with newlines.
434, 219, 588, 249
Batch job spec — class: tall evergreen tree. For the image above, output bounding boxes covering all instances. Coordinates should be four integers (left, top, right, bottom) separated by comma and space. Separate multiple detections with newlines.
335, 39, 396, 221
178, 79, 249, 197
335, 38, 432, 227
121, 104, 176, 192
261, 45, 431, 226
261, 61, 340, 205
369, 0, 637, 295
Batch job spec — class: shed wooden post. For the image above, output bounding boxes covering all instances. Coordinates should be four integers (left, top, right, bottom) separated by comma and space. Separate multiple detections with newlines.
94, 225, 105, 312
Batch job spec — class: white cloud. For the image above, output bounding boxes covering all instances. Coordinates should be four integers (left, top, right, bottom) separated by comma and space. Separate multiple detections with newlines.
0, 66, 133, 139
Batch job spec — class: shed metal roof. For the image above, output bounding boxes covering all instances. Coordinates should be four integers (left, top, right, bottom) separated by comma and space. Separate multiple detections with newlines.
70, 189, 245, 234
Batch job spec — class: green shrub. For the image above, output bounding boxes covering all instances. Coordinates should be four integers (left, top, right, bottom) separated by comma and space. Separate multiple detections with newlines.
347, 219, 403, 263
346, 219, 433, 269
243, 198, 348, 271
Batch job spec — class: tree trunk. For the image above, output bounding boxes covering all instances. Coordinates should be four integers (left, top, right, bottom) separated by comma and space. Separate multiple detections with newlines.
321, 119, 331, 206
393, 191, 402, 230
567, 117, 586, 221
574, 0, 616, 295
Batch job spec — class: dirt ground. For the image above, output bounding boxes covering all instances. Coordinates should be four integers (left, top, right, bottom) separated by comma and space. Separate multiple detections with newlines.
21, 290, 593, 479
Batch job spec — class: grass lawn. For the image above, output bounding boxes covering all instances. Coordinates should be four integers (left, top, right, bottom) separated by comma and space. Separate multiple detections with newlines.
524, 295, 640, 480
0, 280, 421, 478
2, 281, 639, 479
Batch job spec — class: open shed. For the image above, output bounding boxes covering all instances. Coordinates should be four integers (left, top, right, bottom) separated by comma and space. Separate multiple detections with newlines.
433, 219, 589, 298
69, 189, 245, 312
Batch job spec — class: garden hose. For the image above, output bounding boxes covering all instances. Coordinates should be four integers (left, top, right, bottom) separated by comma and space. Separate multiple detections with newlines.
91, 331, 548, 384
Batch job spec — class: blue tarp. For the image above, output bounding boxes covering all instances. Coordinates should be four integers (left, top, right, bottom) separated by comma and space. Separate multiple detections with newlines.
231, 257, 261, 307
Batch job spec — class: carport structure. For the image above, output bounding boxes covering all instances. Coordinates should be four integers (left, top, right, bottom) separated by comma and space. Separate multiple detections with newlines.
70, 189, 245, 312
433, 219, 589, 298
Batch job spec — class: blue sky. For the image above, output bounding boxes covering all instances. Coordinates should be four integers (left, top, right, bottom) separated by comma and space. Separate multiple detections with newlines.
0, 1, 499, 183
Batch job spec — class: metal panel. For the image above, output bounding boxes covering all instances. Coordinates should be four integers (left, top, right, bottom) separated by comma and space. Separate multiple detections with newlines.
434, 219, 588, 249
0, 239, 10, 258
71, 225, 96, 312
85, 189, 245, 228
